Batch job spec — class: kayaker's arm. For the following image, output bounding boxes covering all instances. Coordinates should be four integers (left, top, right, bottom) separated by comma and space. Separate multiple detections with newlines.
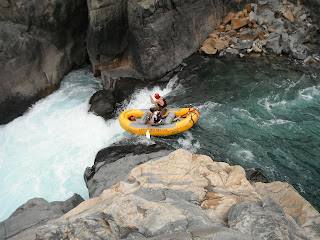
150, 95, 157, 104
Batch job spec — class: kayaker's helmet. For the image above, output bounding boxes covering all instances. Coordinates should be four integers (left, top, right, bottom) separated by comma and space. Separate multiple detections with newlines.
154, 93, 160, 99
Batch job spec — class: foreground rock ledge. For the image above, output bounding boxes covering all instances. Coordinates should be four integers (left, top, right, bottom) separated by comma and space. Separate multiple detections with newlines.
36, 149, 320, 240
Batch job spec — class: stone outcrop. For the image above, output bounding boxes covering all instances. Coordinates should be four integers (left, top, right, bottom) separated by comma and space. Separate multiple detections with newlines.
0, 194, 84, 240
35, 149, 320, 239
0, 0, 88, 124
200, 0, 320, 65
84, 141, 175, 198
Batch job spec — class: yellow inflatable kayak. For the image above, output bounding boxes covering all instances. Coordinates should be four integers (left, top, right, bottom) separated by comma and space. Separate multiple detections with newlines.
119, 108, 199, 136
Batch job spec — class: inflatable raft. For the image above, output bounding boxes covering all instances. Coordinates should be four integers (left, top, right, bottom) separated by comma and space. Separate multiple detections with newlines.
119, 108, 199, 136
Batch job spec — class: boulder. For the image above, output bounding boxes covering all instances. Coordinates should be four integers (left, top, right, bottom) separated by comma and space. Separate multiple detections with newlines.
234, 40, 253, 50
231, 17, 250, 30
201, 38, 218, 55
0, 194, 83, 240
291, 44, 310, 60
88, 89, 115, 120
223, 12, 235, 24
266, 33, 282, 54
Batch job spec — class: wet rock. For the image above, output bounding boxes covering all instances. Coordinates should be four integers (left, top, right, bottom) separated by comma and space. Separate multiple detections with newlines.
226, 48, 240, 55
0, 194, 83, 240
291, 44, 310, 60
89, 90, 115, 120
235, 40, 253, 50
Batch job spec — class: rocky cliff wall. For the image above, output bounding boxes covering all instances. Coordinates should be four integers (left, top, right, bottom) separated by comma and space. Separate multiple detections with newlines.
0, 0, 88, 124
126, 0, 224, 80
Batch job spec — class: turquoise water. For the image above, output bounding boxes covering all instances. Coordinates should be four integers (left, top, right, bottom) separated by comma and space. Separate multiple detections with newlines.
163, 54, 320, 211
1, 55, 319, 221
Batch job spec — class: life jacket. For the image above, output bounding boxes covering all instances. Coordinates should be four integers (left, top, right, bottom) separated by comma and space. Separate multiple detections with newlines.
157, 97, 167, 108
152, 111, 162, 124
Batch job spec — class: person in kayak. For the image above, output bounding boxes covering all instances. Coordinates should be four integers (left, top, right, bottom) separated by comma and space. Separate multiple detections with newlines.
149, 93, 167, 117
128, 116, 137, 121
149, 111, 162, 125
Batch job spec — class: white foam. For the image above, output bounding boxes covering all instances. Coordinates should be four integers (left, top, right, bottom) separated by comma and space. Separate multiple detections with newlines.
299, 85, 320, 101
0, 69, 177, 221
177, 131, 201, 153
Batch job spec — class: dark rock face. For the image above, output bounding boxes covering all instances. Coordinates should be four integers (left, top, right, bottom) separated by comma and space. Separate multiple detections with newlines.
0, 0, 88, 124
127, 0, 224, 80
86, 0, 129, 75
0, 194, 84, 240
84, 141, 175, 198
87, 0, 226, 84
89, 89, 115, 120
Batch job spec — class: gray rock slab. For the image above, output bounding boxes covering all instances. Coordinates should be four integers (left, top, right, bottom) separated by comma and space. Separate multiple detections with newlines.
228, 198, 309, 240
0, 194, 84, 240
85, 142, 175, 198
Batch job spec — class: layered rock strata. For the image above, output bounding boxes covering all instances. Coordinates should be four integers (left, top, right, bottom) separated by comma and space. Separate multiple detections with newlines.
0, 0, 88, 124
36, 149, 320, 239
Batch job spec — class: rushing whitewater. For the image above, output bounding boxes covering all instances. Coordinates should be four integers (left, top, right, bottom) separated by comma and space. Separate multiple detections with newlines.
1, 55, 320, 221
0, 67, 179, 221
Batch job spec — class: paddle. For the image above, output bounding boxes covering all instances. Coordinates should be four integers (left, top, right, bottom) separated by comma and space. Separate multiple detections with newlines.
146, 117, 150, 139
173, 108, 198, 122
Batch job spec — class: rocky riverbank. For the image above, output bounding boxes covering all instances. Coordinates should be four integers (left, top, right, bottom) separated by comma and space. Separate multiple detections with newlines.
35, 149, 320, 239
200, 0, 320, 64
2, 146, 319, 240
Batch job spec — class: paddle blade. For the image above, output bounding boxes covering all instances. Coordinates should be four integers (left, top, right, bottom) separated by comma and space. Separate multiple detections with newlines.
146, 130, 150, 139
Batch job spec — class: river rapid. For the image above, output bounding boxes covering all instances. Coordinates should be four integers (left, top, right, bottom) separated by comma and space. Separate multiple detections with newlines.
0, 54, 319, 221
